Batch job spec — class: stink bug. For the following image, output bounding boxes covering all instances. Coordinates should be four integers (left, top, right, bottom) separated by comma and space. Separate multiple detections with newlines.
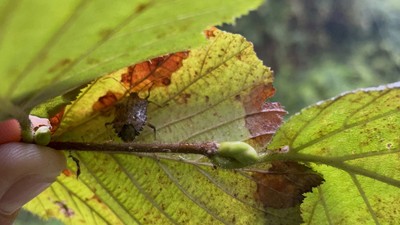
98, 52, 188, 141
111, 92, 156, 142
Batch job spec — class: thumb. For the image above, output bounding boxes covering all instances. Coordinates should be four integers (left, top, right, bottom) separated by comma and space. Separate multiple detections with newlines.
0, 119, 66, 225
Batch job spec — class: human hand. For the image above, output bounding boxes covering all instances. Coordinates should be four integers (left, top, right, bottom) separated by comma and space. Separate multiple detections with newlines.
0, 117, 66, 225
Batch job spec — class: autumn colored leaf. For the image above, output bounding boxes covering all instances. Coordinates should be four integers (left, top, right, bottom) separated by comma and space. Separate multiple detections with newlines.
120, 52, 189, 91
0, 0, 264, 122
252, 161, 323, 209
266, 82, 400, 224
24, 30, 292, 224
92, 51, 188, 112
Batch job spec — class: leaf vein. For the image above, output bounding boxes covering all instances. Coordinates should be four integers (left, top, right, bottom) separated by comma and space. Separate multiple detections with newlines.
156, 160, 232, 225
54, 179, 111, 225
76, 152, 142, 225
111, 155, 179, 225
349, 174, 380, 225
292, 108, 400, 152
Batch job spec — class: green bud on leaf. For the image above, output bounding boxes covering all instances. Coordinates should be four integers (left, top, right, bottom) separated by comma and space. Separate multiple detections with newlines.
210, 141, 259, 169
34, 126, 52, 146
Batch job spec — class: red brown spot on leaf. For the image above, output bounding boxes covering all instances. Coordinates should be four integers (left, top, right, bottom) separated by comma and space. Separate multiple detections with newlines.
241, 83, 286, 148
253, 161, 324, 209
92, 91, 123, 112
244, 83, 276, 111
246, 102, 286, 148
62, 169, 74, 177
121, 51, 189, 92
175, 93, 191, 104
49, 108, 65, 133
204, 27, 218, 38
162, 77, 171, 85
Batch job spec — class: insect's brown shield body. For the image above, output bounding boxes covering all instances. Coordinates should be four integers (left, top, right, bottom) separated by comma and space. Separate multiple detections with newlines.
112, 93, 149, 142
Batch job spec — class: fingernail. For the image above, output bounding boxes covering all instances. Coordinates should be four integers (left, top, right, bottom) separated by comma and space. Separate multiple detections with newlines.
0, 175, 53, 215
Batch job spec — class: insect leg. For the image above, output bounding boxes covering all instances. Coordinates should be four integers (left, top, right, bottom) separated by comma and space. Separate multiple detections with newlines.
147, 123, 157, 140
68, 151, 81, 179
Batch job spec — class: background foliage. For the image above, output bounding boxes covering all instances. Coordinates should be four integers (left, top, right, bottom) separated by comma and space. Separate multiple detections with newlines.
223, 0, 400, 113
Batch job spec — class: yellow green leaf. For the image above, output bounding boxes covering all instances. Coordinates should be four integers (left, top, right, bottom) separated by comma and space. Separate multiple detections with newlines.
267, 82, 400, 224
25, 30, 291, 224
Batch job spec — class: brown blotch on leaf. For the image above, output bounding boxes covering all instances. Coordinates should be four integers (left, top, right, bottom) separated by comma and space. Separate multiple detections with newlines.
98, 28, 113, 38
241, 83, 286, 148
235, 94, 241, 101
253, 161, 324, 209
92, 91, 123, 112
175, 93, 191, 104
62, 169, 74, 177
47, 59, 71, 73
49, 108, 65, 133
162, 77, 171, 85
245, 102, 286, 148
54, 201, 74, 217
204, 27, 218, 38
244, 83, 276, 111
135, 2, 150, 13
121, 51, 189, 92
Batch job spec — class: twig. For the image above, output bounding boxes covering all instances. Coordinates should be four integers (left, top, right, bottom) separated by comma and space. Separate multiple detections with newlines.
48, 141, 219, 157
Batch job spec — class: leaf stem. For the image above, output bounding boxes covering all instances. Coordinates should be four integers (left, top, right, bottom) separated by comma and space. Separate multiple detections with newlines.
48, 141, 219, 157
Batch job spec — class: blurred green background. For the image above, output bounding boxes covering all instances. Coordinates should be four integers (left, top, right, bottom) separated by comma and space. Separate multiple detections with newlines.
16, 0, 400, 224
223, 0, 400, 114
